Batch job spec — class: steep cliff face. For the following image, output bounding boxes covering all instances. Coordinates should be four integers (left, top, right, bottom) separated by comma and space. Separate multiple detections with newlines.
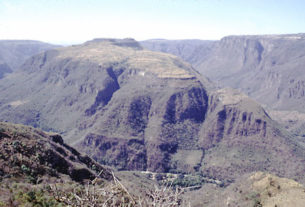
196, 36, 265, 80
196, 34, 305, 112
200, 88, 269, 149
198, 88, 305, 183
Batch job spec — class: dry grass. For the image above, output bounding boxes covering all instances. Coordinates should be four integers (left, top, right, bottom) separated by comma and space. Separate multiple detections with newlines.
250, 172, 305, 207
216, 88, 250, 105
49, 172, 188, 207
56, 40, 194, 79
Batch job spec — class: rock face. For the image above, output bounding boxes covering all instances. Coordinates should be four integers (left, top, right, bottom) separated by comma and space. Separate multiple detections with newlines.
199, 88, 305, 183
195, 34, 305, 112
0, 38, 304, 184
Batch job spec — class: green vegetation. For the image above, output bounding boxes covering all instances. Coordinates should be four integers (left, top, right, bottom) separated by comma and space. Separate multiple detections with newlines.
15, 189, 61, 207
0, 182, 62, 207
154, 172, 225, 189
172, 174, 203, 188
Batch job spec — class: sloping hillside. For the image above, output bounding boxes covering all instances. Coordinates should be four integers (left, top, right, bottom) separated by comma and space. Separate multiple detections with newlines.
186, 172, 305, 207
0, 121, 111, 183
0, 121, 116, 206
0, 40, 58, 78
0, 62, 12, 79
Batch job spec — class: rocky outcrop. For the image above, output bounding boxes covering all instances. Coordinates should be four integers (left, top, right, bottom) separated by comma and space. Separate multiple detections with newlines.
200, 88, 269, 149
0, 122, 112, 183
198, 88, 305, 183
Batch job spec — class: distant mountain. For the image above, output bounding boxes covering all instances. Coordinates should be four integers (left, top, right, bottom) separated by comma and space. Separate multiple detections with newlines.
0, 38, 304, 185
142, 34, 305, 137
195, 34, 305, 112
0, 40, 59, 78
141, 39, 215, 68
197, 34, 305, 138
142, 35, 305, 112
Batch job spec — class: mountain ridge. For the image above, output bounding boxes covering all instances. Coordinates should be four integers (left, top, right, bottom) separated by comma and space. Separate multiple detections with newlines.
0, 40, 59, 71
141, 33, 305, 137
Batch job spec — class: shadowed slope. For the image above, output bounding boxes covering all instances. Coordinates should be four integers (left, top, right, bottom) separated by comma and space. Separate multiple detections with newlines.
0, 40, 58, 71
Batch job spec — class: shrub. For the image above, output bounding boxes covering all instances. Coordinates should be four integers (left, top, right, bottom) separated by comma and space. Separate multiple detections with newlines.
172, 175, 203, 187
49, 172, 187, 206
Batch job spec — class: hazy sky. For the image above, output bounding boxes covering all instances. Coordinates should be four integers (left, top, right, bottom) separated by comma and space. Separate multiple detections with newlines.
0, 0, 304, 44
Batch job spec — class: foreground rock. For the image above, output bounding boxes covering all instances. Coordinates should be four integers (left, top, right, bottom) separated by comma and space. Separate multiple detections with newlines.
186, 172, 305, 207
0, 121, 111, 183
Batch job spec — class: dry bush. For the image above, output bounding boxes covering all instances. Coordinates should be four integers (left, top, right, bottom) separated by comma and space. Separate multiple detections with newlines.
139, 183, 189, 207
49, 172, 188, 207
